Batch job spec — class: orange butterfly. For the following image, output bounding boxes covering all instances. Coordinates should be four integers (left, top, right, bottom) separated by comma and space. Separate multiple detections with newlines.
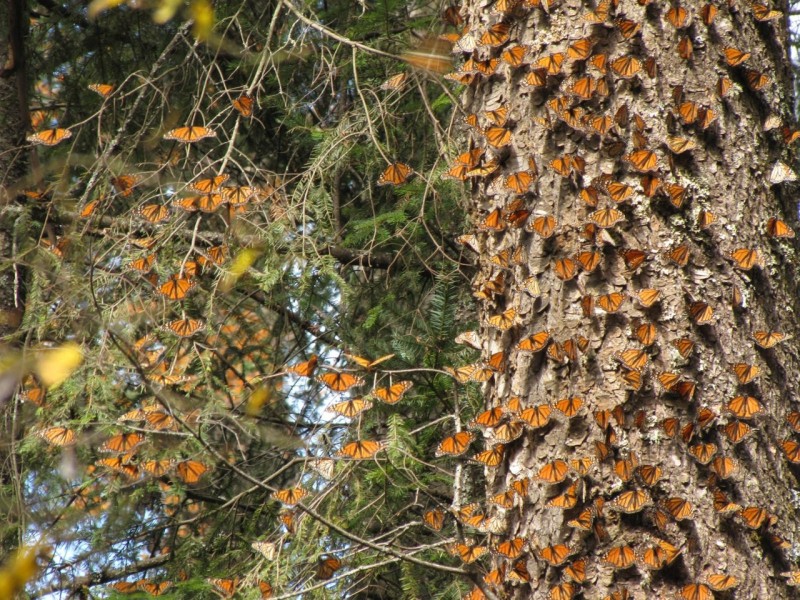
209, 577, 239, 597
88, 83, 115, 97
537, 543, 573, 566
316, 555, 342, 580
612, 489, 651, 513
176, 459, 209, 483
272, 487, 309, 505
517, 330, 550, 353
495, 537, 525, 559
338, 439, 383, 459
111, 174, 139, 197
446, 542, 487, 564
189, 174, 229, 194
519, 404, 551, 429
287, 355, 318, 377
161, 318, 205, 337
603, 544, 636, 569
27, 128, 72, 146
472, 443, 505, 467
378, 162, 413, 186
318, 372, 364, 391
537, 459, 569, 483
374, 381, 413, 404
138, 204, 171, 224
163, 126, 216, 143
158, 276, 196, 300
423, 508, 444, 530
232, 93, 254, 117
546, 481, 578, 509
38, 426, 76, 446
100, 432, 144, 453
766, 217, 794, 238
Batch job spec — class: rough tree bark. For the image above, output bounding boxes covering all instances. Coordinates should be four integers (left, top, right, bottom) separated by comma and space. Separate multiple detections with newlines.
0, 0, 29, 560
459, 0, 800, 598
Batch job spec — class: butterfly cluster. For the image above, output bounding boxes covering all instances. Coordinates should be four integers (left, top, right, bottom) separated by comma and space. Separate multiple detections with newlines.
414, 0, 799, 598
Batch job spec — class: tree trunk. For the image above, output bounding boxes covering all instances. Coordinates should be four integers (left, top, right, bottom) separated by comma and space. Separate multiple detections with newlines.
460, 1, 800, 598
0, 0, 29, 561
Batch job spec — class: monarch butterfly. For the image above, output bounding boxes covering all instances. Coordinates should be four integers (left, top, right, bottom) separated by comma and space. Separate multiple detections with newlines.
208, 577, 239, 597
569, 75, 596, 100
788, 414, 800, 436
138, 581, 172, 595
766, 217, 795, 238
111, 174, 138, 197
689, 442, 718, 464
625, 149, 657, 172
517, 330, 550, 353
663, 496, 693, 521
704, 574, 738, 592
546, 481, 578, 509
567, 507, 595, 530
500, 44, 527, 67
141, 459, 173, 477
666, 135, 697, 154
584, 0, 609, 22
574, 250, 602, 272
523, 68, 548, 88
161, 318, 205, 337
679, 583, 713, 600
727, 395, 763, 419
519, 404, 551, 429
138, 203, 171, 224
567, 37, 594, 60
781, 439, 800, 463
251, 540, 278, 560
603, 544, 636, 569
553, 396, 583, 417
729, 247, 763, 270
553, 257, 578, 281
272, 487, 308, 505
490, 489, 517, 509
485, 126, 513, 148
612, 489, 651, 513
472, 443, 505, 467
610, 55, 641, 78
731, 362, 760, 384
494, 537, 525, 559
595, 292, 623, 313
636, 464, 663, 487
492, 420, 525, 443
380, 72, 408, 91
338, 439, 383, 459
38, 426, 76, 446
537, 543, 573, 566
423, 508, 445, 530
232, 93, 254, 117
315, 555, 342, 580
158, 276, 196, 301
615, 348, 648, 371
100, 432, 144, 454
504, 170, 536, 194
741, 506, 773, 529
635, 322, 657, 346
108, 581, 140, 593
145, 411, 178, 431
688, 301, 714, 324
479, 21, 510, 47
745, 68, 771, 90
88, 83, 115, 97
27, 128, 72, 146
723, 46, 750, 67
723, 419, 752, 444
373, 380, 413, 404
128, 254, 156, 273
711, 456, 738, 479
487, 308, 516, 330
537, 459, 569, 483
529, 214, 557, 238
378, 162, 413, 186
163, 126, 216, 143
189, 174, 229, 194
769, 160, 797, 184
752, 2, 783, 20
176, 459, 209, 483
712, 489, 741, 514
549, 582, 575, 600
284, 355, 318, 378
447, 542, 487, 564
589, 207, 624, 228
318, 372, 364, 391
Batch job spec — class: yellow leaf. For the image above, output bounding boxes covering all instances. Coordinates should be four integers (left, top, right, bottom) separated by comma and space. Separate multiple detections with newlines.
0, 546, 42, 597
153, 0, 183, 23
35, 343, 83, 389
190, 0, 214, 41
220, 248, 261, 292
87, 0, 127, 19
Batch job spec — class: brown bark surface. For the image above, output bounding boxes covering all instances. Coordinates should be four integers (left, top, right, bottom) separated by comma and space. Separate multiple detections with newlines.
458, 0, 800, 598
